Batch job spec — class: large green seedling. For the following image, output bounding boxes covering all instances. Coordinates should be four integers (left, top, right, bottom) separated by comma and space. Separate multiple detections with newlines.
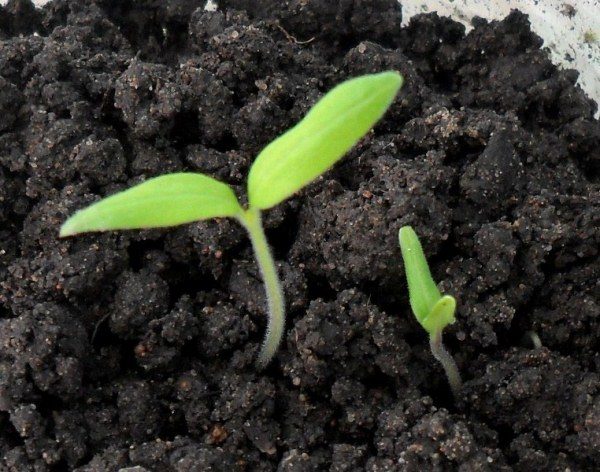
61, 71, 404, 368
398, 226, 462, 397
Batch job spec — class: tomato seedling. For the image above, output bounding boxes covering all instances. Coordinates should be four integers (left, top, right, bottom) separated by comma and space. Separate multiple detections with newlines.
61, 72, 404, 368
398, 226, 462, 397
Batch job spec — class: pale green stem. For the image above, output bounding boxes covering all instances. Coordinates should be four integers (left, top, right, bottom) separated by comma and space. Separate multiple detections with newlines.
429, 331, 462, 399
238, 207, 285, 369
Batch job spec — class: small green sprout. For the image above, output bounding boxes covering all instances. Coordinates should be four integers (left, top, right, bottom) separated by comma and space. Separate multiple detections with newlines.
60, 71, 404, 368
398, 226, 462, 397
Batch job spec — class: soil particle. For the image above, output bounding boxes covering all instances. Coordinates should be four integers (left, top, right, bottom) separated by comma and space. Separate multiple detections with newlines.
217, 0, 403, 52
196, 300, 255, 359
460, 128, 524, 212
283, 289, 411, 389
0, 303, 88, 409
110, 270, 170, 339
0, 0, 598, 470
0, 0, 41, 38
291, 152, 454, 292
370, 397, 508, 470
465, 348, 600, 468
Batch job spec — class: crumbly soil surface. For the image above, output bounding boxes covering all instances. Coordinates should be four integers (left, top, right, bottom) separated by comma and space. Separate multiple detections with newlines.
0, 0, 598, 470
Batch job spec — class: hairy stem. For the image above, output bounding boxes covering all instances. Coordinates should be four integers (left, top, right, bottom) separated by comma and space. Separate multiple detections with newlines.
429, 331, 462, 399
239, 207, 285, 369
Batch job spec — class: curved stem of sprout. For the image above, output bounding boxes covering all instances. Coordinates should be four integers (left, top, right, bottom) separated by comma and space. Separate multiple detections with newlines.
239, 207, 285, 369
429, 331, 462, 399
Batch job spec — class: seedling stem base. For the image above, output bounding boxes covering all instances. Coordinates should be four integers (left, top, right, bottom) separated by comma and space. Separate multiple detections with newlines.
239, 208, 285, 368
429, 331, 462, 399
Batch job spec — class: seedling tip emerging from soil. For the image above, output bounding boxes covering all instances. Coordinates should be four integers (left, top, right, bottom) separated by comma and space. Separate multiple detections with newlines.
60, 71, 404, 368
399, 226, 462, 397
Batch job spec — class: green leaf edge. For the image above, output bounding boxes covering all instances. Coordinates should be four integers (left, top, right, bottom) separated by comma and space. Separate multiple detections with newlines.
247, 71, 404, 210
398, 226, 442, 320
421, 295, 456, 334
399, 226, 456, 335
59, 173, 242, 237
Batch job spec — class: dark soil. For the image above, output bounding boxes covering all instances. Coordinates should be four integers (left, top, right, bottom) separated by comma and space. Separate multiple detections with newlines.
0, 0, 598, 470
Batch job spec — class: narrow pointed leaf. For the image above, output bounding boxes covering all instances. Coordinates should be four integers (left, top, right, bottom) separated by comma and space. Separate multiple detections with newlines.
398, 226, 442, 326
422, 295, 456, 334
60, 173, 242, 236
248, 71, 403, 209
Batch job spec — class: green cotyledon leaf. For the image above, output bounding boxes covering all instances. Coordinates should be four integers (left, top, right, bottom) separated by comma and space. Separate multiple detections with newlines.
247, 71, 403, 210
421, 295, 456, 334
60, 173, 242, 237
399, 226, 450, 334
